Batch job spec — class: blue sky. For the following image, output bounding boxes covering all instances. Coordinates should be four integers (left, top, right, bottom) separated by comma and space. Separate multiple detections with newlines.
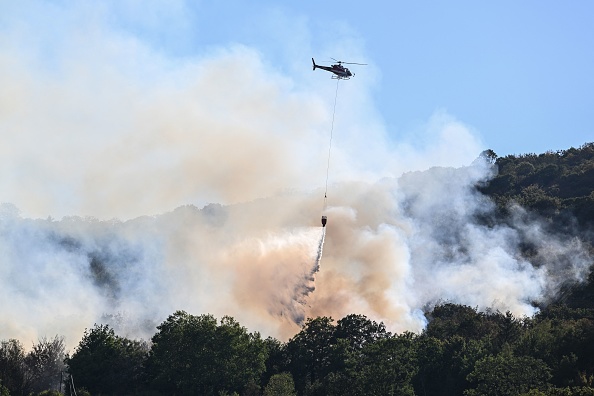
8, 0, 591, 157
99, 0, 594, 157
1, 1, 593, 217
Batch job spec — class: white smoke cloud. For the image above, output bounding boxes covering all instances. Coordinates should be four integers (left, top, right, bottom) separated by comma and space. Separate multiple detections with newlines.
2, 157, 589, 348
0, 3, 591, 348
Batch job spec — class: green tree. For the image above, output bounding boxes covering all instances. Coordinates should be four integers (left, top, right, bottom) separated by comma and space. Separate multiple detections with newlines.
147, 311, 267, 396
213, 316, 266, 395
262, 337, 288, 387
412, 335, 445, 395
413, 334, 488, 396
313, 314, 391, 395
334, 314, 389, 351
520, 388, 594, 396
517, 161, 536, 176
465, 351, 551, 396
287, 317, 334, 393
425, 304, 496, 341
263, 373, 296, 396
0, 381, 9, 396
148, 311, 218, 394
516, 307, 594, 387
490, 310, 525, 349
286, 317, 336, 395
327, 333, 418, 396
66, 324, 148, 395
35, 390, 66, 396
25, 336, 66, 394
359, 333, 418, 396
518, 184, 561, 212
0, 338, 31, 395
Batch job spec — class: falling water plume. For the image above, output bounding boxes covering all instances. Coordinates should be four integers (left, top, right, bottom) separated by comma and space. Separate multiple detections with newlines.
313, 226, 326, 275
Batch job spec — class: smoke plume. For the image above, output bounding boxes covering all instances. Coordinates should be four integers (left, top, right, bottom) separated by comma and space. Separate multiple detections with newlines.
1, 158, 591, 347
0, 3, 591, 347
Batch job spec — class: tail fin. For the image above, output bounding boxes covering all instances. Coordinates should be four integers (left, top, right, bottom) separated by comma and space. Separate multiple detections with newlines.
312, 58, 317, 71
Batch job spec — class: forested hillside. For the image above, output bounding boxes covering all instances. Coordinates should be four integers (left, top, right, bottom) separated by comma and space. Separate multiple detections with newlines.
479, 143, 594, 310
480, 142, 594, 227
1, 144, 594, 396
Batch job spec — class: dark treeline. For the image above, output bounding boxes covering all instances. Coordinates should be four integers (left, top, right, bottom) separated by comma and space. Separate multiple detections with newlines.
2, 143, 594, 396
1, 306, 594, 396
479, 142, 594, 228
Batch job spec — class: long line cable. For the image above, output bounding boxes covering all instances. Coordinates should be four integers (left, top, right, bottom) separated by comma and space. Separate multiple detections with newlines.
324, 78, 340, 209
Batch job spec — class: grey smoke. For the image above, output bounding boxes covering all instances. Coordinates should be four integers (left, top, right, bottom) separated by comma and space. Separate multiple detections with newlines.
1, 157, 591, 349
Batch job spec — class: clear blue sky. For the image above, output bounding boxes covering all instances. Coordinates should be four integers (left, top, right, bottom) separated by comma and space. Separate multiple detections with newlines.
230, 1, 593, 156
100, 0, 594, 157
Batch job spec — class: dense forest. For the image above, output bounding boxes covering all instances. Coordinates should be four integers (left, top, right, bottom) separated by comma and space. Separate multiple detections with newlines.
2, 143, 594, 396
479, 143, 594, 229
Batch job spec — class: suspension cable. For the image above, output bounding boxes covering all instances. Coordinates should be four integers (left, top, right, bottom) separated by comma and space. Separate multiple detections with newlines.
324, 78, 340, 209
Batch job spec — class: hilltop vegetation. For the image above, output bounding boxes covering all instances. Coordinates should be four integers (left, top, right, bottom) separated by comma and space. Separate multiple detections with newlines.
479, 143, 594, 309
480, 142, 594, 227
2, 143, 594, 396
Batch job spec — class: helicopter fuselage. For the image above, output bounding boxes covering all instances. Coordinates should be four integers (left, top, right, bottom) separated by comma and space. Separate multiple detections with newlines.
312, 58, 353, 79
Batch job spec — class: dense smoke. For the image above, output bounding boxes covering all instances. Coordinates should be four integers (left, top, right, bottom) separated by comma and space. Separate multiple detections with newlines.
1, 160, 591, 347
0, 3, 591, 348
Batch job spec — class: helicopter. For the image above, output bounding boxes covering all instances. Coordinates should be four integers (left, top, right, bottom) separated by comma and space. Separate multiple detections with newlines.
312, 58, 366, 80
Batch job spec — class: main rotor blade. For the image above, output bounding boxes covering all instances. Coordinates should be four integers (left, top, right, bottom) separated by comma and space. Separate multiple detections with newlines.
329, 57, 367, 66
